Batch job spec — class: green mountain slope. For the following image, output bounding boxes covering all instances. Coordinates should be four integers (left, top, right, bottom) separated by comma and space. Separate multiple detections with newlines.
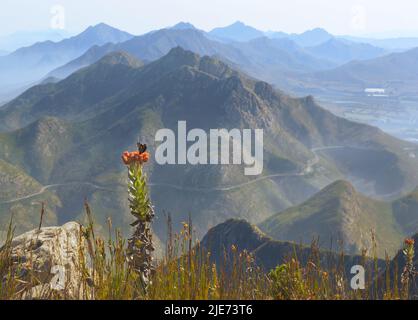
0, 117, 75, 183
259, 180, 403, 256
259, 180, 415, 257
0, 159, 60, 239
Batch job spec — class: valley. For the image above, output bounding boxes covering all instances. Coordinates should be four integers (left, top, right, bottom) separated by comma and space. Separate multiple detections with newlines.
314, 93, 418, 143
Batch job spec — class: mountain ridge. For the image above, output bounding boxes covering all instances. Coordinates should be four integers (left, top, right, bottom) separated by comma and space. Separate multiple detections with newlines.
201, 218, 385, 272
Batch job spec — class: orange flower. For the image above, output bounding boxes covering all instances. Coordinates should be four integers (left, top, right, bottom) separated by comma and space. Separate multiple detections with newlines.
121, 150, 150, 165
405, 238, 415, 246
141, 152, 150, 162
122, 151, 131, 165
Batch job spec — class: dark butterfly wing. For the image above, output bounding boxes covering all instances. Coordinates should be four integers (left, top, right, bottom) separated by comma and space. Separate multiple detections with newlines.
137, 142, 147, 154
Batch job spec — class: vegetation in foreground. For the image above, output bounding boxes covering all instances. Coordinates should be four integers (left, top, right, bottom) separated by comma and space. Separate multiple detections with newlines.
0, 216, 416, 300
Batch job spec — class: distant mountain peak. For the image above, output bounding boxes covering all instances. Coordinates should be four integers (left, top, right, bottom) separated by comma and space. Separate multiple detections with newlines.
231, 21, 246, 27
85, 22, 124, 33
171, 22, 196, 30
209, 21, 264, 42
291, 28, 333, 47
302, 27, 331, 36
221, 20, 257, 30
89, 22, 112, 29
75, 23, 133, 43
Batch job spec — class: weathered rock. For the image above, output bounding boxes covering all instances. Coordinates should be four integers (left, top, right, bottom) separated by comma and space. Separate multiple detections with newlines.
5, 222, 85, 299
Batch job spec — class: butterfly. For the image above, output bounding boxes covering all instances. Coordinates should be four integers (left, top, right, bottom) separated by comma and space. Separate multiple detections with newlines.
137, 142, 147, 154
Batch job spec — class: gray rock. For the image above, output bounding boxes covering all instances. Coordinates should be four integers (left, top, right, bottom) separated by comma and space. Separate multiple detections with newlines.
5, 221, 86, 299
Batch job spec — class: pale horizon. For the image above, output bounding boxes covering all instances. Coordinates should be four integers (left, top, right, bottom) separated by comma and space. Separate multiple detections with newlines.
1, 0, 418, 39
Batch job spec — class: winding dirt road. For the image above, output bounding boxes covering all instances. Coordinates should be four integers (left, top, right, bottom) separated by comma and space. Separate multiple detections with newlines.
0, 146, 344, 203
1, 182, 113, 204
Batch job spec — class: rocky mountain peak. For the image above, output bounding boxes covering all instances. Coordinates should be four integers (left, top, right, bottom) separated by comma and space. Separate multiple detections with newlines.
95, 51, 143, 68
201, 219, 271, 254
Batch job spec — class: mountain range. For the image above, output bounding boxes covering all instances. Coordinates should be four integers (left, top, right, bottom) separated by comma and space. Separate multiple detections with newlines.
4, 21, 418, 103
0, 23, 133, 92
46, 27, 393, 94
208, 21, 418, 51
2, 21, 412, 107
46, 27, 337, 82
1, 48, 418, 245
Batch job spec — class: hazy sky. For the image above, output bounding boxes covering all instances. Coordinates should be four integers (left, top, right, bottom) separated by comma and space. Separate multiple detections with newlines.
1, 0, 418, 37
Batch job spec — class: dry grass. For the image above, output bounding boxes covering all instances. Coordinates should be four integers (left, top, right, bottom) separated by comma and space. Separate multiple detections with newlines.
0, 211, 415, 300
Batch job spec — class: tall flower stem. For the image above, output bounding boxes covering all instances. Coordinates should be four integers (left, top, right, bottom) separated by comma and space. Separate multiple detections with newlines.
122, 148, 154, 293
401, 238, 415, 299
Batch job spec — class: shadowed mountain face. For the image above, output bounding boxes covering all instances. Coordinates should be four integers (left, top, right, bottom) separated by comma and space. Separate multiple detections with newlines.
259, 179, 418, 257
0, 23, 133, 88
200, 219, 384, 273
1, 48, 418, 242
392, 188, 418, 236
